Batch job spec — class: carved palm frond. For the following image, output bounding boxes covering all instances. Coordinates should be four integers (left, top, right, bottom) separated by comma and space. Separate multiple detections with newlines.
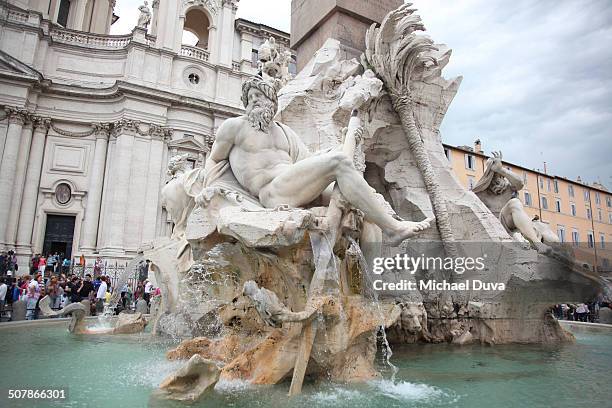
364, 3, 438, 94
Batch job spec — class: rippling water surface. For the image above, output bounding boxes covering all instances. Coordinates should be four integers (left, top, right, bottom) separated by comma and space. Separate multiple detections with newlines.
1, 325, 610, 407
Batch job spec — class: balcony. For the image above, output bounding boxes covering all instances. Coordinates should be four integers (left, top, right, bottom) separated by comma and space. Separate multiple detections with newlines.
50, 28, 132, 49
180, 45, 210, 62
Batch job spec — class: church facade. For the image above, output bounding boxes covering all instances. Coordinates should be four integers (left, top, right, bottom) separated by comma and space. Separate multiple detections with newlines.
0, 0, 291, 270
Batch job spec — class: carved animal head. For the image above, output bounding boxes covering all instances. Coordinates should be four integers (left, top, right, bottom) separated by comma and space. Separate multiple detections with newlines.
400, 302, 428, 334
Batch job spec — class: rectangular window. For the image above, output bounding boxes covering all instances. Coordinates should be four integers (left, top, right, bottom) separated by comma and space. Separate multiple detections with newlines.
58, 0, 70, 27
555, 199, 561, 213
251, 49, 259, 68
598, 209, 603, 222
588, 232, 594, 249
523, 171, 528, 186
572, 230, 579, 246
595, 192, 601, 205
541, 196, 548, 210
584, 189, 590, 201
467, 176, 475, 190
607, 196, 611, 208
553, 180, 559, 193
609, 213, 612, 224
600, 234, 605, 249
557, 226, 565, 243
586, 208, 592, 220
524, 191, 532, 206
570, 203, 576, 216
547, 179, 551, 192
539, 177, 544, 189
568, 185, 574, 197
464, 154, 475, 170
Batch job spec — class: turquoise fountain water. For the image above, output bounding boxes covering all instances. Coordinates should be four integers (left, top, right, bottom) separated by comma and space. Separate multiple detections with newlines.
1, 324, 610, 408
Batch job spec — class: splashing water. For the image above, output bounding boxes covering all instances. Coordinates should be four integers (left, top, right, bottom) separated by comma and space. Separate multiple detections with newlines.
108, 254, 145, 312
347, 236, 399, 381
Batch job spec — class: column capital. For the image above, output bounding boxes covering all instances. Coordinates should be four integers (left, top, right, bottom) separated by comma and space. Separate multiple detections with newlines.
4, 106, 28, 125
93, 122, 112, 139
149, 124, 173, 141
32, 116, 51, 131
223, 0, 239, 12
112, 119, 141, 136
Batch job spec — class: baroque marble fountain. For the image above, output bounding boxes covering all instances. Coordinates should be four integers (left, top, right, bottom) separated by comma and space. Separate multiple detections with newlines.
35, 4, 604, 405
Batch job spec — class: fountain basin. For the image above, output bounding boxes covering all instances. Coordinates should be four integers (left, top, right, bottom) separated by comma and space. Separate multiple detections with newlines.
0, 324, 610, 407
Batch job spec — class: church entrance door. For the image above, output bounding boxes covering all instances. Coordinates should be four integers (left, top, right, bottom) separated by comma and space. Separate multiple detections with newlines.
42, 214, 76, 259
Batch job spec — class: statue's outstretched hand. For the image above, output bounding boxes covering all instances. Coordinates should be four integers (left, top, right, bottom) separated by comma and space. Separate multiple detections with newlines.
490, 151, 503, 172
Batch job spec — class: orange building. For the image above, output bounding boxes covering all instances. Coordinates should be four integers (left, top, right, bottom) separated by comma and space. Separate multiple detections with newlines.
444, 141, 612, 273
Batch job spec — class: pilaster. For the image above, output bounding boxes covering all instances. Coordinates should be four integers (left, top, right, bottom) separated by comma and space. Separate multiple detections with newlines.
80, 123, 111, 253
5, 119, 35, 247
15, 117, 50, 264
99, 120, 137, 256
0, 107, 27, 249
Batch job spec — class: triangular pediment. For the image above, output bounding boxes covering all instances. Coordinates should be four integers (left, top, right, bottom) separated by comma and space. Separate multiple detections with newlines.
167, 135, 208, 152
0, 50, 43, 80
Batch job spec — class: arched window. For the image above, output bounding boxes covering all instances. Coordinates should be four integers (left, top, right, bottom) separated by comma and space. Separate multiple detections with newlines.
182, 8, 211, 49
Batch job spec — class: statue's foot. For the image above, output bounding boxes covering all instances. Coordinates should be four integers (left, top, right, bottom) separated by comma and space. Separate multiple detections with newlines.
387, 217, 435, 245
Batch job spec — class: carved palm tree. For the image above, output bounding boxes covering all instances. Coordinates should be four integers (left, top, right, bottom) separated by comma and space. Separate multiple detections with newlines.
363, 3, 458, 260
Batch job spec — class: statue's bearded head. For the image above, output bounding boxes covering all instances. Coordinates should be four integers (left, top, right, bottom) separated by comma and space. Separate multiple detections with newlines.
242, 77, 278, 132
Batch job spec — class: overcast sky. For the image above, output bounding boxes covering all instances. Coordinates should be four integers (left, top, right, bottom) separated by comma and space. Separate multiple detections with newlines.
112, 0, 612, 188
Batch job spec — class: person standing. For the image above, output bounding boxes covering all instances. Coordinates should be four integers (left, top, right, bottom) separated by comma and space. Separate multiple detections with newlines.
143, 279, 152, 305
96, 276, 107, 314
38, 255, 46, 275
30, 254, 39, 275
0, 278, 7, 317
77, 274, 94, 301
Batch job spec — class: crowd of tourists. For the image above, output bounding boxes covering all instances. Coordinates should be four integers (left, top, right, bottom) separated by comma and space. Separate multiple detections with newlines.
0, 258, 158, 321
553, 298, 610, 323
0, 251, 72, 277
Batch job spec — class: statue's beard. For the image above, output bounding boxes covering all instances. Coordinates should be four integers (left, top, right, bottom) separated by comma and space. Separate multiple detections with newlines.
247, 101, 275, 132
490, 175, 508, 195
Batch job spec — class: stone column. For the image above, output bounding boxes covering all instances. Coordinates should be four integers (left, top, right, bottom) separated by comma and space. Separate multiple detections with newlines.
15, 117, 50, 257
5, 120, 35, 247
70, 0, 88, 31
218, 1, 237, 66
151, 0, 160, 37
207, 25, 218, 64
80, 123, 110, 252
141, 126, 171, 244
0, 108, 27, 249
100, 120, 137, 255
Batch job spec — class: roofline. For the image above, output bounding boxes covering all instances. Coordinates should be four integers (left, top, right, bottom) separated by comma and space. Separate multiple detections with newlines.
443, 143, 610, 194
235, 17, 290, 40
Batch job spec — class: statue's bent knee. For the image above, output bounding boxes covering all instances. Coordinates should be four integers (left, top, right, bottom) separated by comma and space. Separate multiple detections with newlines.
329, 151, 352, 169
